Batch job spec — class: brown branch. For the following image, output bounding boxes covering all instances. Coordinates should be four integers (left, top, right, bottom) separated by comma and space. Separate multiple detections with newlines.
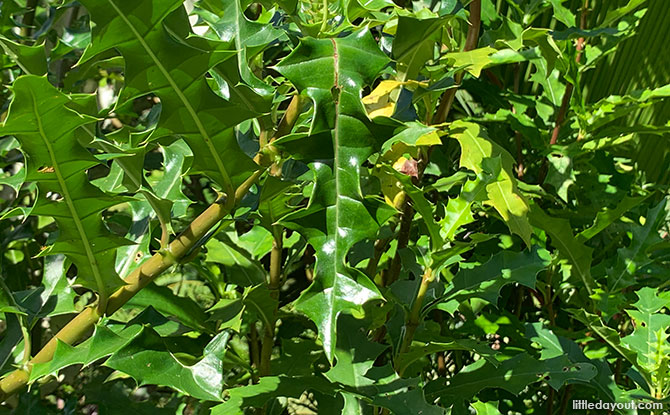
432, 0, 481, 125
257, 94, 304, 377
558, 385, 573, 415
19, 0, 39, 40
249, 322, 261, 383
512, 63, 525, 178
365, 235, 392, 280
385, 0, 481, 286
538, 1, 588, 184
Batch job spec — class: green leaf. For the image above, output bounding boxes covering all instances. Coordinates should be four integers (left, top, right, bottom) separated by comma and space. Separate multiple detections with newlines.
205, 234, 266, 287
112, 139, 192, 277
441, 247, 550, 305
18, 255, 76, 320
395, 339, 499, 376
0, 279, 24, 316
548, 0, 576, 27
471, 401, 502, 415
126, 283, 212, 333
0, 255, 77, 373
275, 29, 389, 361
211, 375, 339, 415
393, 15, 451, 81
106, 327, 231, 401
29, 324, 143, 382
439, 179, 486, 241
80, 0, 260, 197
254, 176, 302, 236
607, 200, 667, 292
0, 75, 128, 294
631, 287, 670, 314
198, 0, 284, 95
352, 365, 444, 415
450, 120, 532, 247
529, 203, 595, 296
380, 122, 442, 154
425, 353, 596, 406
620, 287, 670, 375
207, 297, 244, 332
0, 36, 47, 75
578, 195, 648, 241
324, 315, 386, 386
377, 165, 443, 249
444, 47, 497, 77
569, 308, 652, 388
243, 284, 278, 332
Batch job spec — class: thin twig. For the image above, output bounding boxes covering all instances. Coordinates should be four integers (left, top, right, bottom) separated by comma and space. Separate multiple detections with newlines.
538, 1, 588, 184
249, 323, 261, 384
20, 0, 39, 40
385, 0, 482, 286
397, 268, 433, 373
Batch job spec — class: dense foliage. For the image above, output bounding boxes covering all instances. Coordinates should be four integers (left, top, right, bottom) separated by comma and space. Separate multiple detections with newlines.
0, 0, 669, 414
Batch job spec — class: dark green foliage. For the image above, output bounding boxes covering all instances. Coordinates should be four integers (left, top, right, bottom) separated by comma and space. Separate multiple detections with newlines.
0, 0, 669, 414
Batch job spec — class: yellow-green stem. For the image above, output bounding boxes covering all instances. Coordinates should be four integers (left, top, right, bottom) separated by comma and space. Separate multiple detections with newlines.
397, 268, 433, 374
0, 170, 263, 402
260, 233, 283, 377
19, 316, 30, 367
318, 0, 329, 36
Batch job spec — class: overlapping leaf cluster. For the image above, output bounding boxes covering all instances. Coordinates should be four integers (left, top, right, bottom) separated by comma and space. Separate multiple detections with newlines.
0, 0, 669, 414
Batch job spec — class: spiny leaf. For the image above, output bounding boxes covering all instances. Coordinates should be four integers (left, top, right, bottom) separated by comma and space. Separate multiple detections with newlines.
29, 324, 143, 382
376, 165, 443, 249
126, 283, 212, 333
440, 247, 550, 305
395, 339, 499, 376
80, 0, 260, 197
0, 75, 128, 294
444, 47, 497, 77
621, 287, 670, 374
425, 353, 596, 406
578, 195, 648, 241
198, 0, 284, 95
211, 375, 339, 415
393, 15, 451, 81
631, 287, 670, 314
112, 139, 192, 276
275, 29, 390, 361
324, 315, 386, 387
526, 322, 627, 401
450, 120, 532, 247
205, 234, 266, 287
569, 308, 652, 388
106, 327, 231, 401
607, 200, 667, 292
0, 36, 47, 75
353, 365, 444, 415
471, 401, 502, 415
529, 203, 595, 296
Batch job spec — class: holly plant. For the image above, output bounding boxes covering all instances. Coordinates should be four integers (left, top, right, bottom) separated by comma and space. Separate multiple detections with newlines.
0, 0, 669, 414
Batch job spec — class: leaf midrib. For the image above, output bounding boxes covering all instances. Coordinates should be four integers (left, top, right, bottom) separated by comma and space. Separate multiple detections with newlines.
30, 90, 106, 298
610, 216, 656, 291
105, 0, 233, 196
330, 37, 343, 360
